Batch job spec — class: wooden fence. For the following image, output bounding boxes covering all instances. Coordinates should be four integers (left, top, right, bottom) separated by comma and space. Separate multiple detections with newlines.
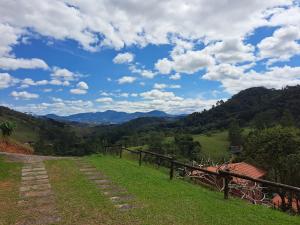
104, 145, 300, 214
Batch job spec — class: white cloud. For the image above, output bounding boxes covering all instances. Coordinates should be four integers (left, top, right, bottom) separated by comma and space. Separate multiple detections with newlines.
0, 57, 49, 70
0, 0, 291, 51
129, 64, 157, 79
51, 67, 77, 81
117, 76, 136, 84
43, 88, 52, 92
205, 38, 255, 64
140, 70, 156, 79
77, 81, 89, 90
169, 73, 181, 80
140, 89, 183, 101
70, 81, 89, 95
169, 84, 181, 89
49, 79, 70, 86
153, 83, 181, 89
113, 52, 134, 64
0, 73, 19, 89
96, 97, 113, 103
258, 26, 300, 64
70, 89, 87, 95
203, 63, 244, 80
153, 83, 167, 89
10, 91, 39, 100
202, 64, 300, 94
0, 23, 21, 57
20, 78, 49, 88
155, 50, 214, 75
155, 58, 173, 74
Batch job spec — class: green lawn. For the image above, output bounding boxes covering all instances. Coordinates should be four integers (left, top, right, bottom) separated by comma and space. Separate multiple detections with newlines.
0, 156, 21, 225
85, 154, 300, 225
192, 131, 230, 161
46, 160, 141, 225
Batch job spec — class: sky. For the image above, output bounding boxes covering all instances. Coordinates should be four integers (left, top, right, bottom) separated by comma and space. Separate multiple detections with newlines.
0, 0, 300, 116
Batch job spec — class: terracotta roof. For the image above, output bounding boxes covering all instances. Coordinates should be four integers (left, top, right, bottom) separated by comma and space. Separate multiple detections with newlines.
206, 162, 266, 179
272, 194, 298, 212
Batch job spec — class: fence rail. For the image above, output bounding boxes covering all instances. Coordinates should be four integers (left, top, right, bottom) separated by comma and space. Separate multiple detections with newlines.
104, 145, 300, 214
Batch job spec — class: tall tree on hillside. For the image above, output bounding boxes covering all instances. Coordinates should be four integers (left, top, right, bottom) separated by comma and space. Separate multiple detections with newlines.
228, 119, 243, 146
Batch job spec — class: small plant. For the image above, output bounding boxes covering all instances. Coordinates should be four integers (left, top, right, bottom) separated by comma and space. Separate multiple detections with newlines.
0, 121, 16, 140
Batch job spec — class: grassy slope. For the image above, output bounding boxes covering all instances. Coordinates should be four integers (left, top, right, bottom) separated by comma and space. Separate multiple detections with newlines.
0, 156, 21, 225
87, 155, 300, 225
192, 131, 230, 161
46, 160, 141, 225
164, 131, 230, 162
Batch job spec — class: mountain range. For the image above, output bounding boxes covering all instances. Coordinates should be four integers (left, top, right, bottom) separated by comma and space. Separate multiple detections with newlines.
44, 110, 182, 124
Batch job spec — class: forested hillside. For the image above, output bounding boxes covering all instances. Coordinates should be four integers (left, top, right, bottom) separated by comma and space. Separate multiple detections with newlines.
182, 86, 300, 132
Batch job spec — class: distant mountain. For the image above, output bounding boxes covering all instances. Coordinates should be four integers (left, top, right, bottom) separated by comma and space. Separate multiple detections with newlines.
44, 110, 181, 124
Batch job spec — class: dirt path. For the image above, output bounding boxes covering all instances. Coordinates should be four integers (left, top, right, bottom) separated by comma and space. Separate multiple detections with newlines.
0, 152, 71, 225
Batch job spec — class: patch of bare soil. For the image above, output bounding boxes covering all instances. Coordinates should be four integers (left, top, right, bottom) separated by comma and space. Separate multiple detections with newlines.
0, 140, 33, 155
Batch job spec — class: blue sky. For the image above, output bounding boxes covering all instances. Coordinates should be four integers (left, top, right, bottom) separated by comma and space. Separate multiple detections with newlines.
0, 0, 300, 115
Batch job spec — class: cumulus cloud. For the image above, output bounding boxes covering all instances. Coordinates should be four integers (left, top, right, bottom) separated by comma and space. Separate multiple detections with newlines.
0, 73, 19, 89
49, 79, 70, 86
155, 50, 214, 74
0, 57, 49, 70
153, 83, 181, 89
70, 81, 89, 94
204, 38, 255, 64
0, 23, 21, 57
96, 97, 113, 103
129, 64, 157, 79
169, 73, 181, 80
10, 91, 39, 100
77, 81, 89, 90
202, 64, 300, 94
51, 67, 78, 81
258, 26, 300, 64
140, 89, 183, 101
117, 76, 136, 84
20, 78, 48, 88
113, 52, 134, 64
0, 0, 291, 51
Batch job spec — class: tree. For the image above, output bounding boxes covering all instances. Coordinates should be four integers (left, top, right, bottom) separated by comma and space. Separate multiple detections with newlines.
148, 132, 164, 154
242, 126, 300, 211
174, 134, 202, 161
0, 121, 16, 139
228, 119, 243, 146
280, 109, 295, 127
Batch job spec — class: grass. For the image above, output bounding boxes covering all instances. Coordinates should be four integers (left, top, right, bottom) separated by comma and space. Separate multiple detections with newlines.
0, 156, 21, 225
86, 154, 300, 225
192, 131, 230, 161
45, 160, 141, 225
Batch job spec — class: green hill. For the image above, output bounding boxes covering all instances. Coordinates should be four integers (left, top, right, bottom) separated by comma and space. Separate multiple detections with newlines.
182, 86, 300, 132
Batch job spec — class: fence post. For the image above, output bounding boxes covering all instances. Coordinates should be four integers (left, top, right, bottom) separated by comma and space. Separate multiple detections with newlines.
170, 158, 175, 180
139, 150, 142, 166
223, 171, 230, 200
119, 146, 122, 158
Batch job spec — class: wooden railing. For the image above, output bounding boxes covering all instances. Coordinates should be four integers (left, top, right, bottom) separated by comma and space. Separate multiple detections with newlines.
104, 145, 300, 214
